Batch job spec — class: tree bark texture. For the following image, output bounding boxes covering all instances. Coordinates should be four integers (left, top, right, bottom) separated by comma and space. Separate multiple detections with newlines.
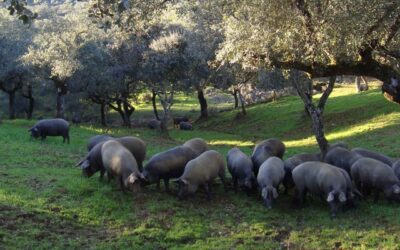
108, 99, 134, 127
22, 84, 34, 119
152, 90, 160, 121
100, 102, 107, 127
197, 89, 208, 119
238, 89, 246, 116
294, 75, 336, 160
232, 89, 239, 109
8, 91, 16, 119
56, 91, 65, 119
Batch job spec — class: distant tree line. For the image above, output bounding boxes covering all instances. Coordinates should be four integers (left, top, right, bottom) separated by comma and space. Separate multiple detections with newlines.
2, 0, 399, 156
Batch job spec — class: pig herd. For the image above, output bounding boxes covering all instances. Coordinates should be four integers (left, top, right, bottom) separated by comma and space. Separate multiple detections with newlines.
74, 135, 400, 218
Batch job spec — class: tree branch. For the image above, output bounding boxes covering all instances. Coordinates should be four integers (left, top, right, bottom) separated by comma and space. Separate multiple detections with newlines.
318, 76, 336, 112
382, 12, 400, 47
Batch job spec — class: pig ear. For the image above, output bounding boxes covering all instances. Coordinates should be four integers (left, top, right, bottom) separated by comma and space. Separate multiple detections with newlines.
138, 172, 145, 180
128, 174, 138, 184
326, 192, 334, 202
393, 185, 400, 194
272, 188, 279, 199
338, 192, 347, 203
261, 188, 268, 199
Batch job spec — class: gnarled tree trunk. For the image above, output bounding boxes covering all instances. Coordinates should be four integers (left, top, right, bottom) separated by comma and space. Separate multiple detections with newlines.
232, 89, 239, 109
100, 102, 107, 127
8, 91, 16, 119
294, 74, 336, 160
238, 89, 246, 116
22, 84, 34, 120
152, 89, 160, 120
197, 88, 208, 119
108, 98, 134, 127
158, 89, 174, 137
56, 90, 65, 119
0, 79, 22, 120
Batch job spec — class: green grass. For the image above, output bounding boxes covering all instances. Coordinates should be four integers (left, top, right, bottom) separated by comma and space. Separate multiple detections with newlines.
1, 85, 400, 249
133, 89, 235, 121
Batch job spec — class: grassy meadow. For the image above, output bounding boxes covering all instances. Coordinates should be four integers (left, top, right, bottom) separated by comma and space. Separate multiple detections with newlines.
1, 84, 400, 249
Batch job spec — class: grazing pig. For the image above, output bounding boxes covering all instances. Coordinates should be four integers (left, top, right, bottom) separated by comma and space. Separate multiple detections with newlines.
283, 153, 320, 193
101, 140, 142, 193
29, 118, 70, 143
227, 147, 255, 193
336, 167, 363, 208
116, 136, 146, 171
77, 142, 106, 179
179, 121, 193, 130
292, 162, 350, 217
251, 139, 286, 175
87, 135, 113, 151
173, 117, 189, 128
177, 150, 226, 200
351, 147, 394, 166
257, 157, 285, 208
183, 138, 209, 157
141, 146, 197, 191
325, 147, 361, 174
147, 119, 161, 130
351, 158, 400, 202
77, 136, 146, 176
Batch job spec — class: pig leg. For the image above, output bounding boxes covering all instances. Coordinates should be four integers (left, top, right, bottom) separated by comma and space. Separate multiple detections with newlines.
232, 177, 238, 192
204, 182, 212, 201
119, 177, 126, 193
156, 180, 161, 190
257, 186, 262, 200
99, 169, 105, 181
294, 186, 306, 206
163, 178, 170, 193
276, 183, 281, 194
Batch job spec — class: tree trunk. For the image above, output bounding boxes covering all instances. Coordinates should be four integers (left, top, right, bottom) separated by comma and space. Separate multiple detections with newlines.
152, 90, 160, 121
197, 89, 208, 119
27, 97, 34, 120
294, 74, 336, 160
158, 89, 174, 137
361, 76, 369, 90
160, 113, 169, 135
307, 105, 329, 160
238, 89, 246, 116
109, 100, 133, 127
115, 108, 127, 127
23, 84, 34, 120
56, 91, 65, 118
100, 102, 107, 127
355, 76, 362, 92
233, 89, 239, 109
9, 91, 16, 120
